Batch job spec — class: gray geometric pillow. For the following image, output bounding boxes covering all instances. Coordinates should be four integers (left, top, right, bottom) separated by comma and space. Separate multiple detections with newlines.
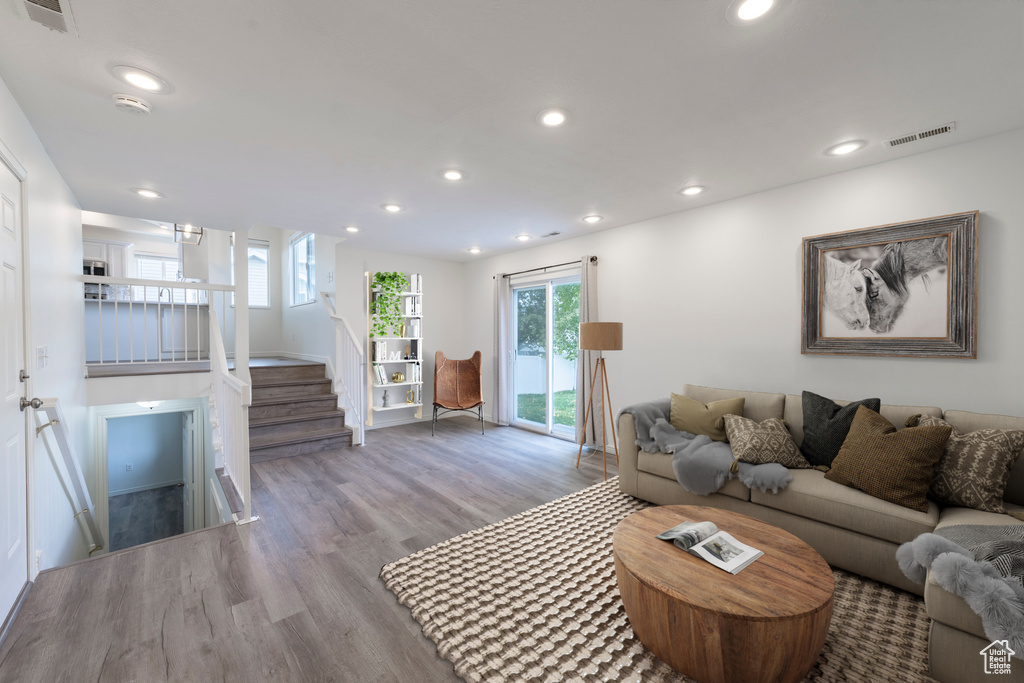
916, 414, 1024, 513
723, 414, 812, 469
800, 391, 882, 468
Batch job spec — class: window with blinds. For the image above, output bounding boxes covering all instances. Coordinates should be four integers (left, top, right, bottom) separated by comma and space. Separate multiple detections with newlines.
231, 240, 270, 308
290, 233, 315, 306
132, 255, 198, 303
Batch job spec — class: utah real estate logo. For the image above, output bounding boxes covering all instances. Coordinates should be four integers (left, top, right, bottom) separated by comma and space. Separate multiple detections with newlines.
980, 640, 1014, 675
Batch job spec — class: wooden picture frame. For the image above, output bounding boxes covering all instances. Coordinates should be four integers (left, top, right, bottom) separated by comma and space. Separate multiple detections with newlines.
801, 211, 977, 358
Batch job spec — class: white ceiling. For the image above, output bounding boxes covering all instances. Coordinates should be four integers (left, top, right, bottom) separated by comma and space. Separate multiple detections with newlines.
0, 0, 1021, 260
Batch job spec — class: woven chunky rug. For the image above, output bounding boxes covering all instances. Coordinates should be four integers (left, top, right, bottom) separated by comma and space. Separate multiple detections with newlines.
380, 479, 935, 682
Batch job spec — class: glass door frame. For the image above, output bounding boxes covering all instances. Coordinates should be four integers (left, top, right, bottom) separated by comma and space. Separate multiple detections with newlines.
510, 271, 580, 441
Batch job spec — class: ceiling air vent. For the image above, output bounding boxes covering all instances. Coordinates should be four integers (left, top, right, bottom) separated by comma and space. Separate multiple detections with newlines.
884, 122, 956, 148
23, 0, 67, 32
541, 231, 561, 238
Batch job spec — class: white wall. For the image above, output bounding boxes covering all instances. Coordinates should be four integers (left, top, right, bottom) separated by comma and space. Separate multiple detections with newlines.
107, 412, 184, 495
279, 231, 339, 363
0, 74, 90, 571
465, 127, 1024, 419
333, 245, 466, 428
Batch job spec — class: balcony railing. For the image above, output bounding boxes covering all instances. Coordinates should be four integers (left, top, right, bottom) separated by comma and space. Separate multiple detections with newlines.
82, 275, 236, 373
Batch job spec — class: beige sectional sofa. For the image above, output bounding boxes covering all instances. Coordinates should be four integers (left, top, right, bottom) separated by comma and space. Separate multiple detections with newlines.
617, 384, 1024, 683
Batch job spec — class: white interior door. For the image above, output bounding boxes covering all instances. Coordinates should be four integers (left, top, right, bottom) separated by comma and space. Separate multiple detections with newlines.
0, 160, 27, 619
182, 412, 195, 533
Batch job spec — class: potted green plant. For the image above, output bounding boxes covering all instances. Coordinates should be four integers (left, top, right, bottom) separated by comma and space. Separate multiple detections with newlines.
370, 271, 407, 338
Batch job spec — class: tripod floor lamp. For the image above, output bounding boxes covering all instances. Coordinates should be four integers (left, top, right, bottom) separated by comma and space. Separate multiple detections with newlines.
576, 321, 623, 480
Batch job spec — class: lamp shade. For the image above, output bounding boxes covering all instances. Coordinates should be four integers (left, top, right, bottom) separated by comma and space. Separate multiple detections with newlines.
580, 322, 623, 351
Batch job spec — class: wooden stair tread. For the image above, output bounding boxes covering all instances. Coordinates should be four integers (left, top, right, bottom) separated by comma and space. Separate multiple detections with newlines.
250, 426, 353, 450
249, 409, 345, 427
250, 378, 333, 388
250, 394, 337, 407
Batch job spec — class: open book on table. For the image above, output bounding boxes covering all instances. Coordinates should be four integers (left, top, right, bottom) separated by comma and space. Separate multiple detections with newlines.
656, 521, 763, 575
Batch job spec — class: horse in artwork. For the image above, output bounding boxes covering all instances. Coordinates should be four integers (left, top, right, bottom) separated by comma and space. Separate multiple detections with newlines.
862, 236, 947, 333
823, 256, 868, 331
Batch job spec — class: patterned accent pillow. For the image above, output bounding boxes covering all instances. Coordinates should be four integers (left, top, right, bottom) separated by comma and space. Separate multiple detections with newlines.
723, 414, 812, 469
670, 393, 744, 442
914, 414, 1024, 513
825, 406, 951, 512
800, 391, 882, 467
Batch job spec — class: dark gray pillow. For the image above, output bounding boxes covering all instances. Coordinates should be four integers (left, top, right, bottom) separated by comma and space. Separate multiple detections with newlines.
800, 391, 881, 467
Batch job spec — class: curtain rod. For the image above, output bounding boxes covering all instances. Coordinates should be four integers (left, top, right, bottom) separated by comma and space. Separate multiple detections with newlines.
494, 256, 597, 280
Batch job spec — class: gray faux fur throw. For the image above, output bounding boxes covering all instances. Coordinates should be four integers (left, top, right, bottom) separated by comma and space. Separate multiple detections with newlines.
898, 525, 1024, 659
619, 402, 792, 495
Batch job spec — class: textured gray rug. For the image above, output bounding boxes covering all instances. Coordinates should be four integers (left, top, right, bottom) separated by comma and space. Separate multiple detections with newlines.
381, 478, 935, 682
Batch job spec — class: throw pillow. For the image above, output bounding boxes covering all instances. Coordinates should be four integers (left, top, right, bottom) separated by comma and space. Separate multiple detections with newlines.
825, 406, 951, 512
723, 414, 812, 469
670, 393, 744, 442
913, 414, 1024, 514
801, 391, 882, 467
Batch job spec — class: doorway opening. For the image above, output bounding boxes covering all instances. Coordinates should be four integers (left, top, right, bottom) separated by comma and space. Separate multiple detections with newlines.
511, 273, 581, 439
95, 400, 205, 554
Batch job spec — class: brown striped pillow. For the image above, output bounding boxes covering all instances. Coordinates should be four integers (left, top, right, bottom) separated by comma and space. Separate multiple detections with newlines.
825, 406, 951, 512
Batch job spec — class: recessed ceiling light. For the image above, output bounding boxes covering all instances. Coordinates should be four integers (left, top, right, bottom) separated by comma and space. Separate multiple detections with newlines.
679, 185, 705, 196
382, 204, 404, 213
112, 65, 170, 93
727, 0, 776, 24
515, 235, 531, 242
131, 188, 163, 199
582, 215, 603, 224
442, 169, 464, 181
468, 247, 482, 254
346, 226, 359, 233
824, 140, 867, 156
538, 108, 568, 127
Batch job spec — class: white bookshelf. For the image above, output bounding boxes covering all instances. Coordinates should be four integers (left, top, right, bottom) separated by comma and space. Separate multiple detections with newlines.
366, 272, 424, 425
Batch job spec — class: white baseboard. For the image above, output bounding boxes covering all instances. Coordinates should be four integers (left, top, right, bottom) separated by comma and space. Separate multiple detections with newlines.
109, 479, 184, 497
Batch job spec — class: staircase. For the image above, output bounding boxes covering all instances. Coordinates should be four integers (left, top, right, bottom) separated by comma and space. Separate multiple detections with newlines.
248, 362, 353, 463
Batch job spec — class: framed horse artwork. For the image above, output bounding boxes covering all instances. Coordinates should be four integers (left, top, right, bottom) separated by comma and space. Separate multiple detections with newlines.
801, 211, 978, 358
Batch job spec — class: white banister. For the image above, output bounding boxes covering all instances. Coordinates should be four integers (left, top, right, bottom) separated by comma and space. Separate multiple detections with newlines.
209, 309, 256, 524
320, 292, 365, 445
35, 399, 104, 555
82, 275, 232, 370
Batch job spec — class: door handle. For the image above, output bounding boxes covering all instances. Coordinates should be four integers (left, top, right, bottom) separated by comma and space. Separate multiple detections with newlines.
20, 397, 42, 412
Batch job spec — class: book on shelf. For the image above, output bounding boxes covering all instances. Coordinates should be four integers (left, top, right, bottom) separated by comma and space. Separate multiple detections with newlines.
656, 521, 763, 575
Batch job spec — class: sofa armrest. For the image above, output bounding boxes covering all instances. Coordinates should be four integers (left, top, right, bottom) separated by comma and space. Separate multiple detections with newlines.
617, 412, 640, 496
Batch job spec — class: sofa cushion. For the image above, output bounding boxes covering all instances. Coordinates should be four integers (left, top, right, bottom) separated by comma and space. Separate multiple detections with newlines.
914, 414, 1024, 514
636, 450, 750, 501
669, 393, 743, 442
751, 469, 939, 545
800, 391, 882, 467
925, 504, 1024, 639
784, 394, 941, 449
944, 410, 1024, 508
722, 414, 812, 469
683, 385, 785, 423
825, 406, 950, 512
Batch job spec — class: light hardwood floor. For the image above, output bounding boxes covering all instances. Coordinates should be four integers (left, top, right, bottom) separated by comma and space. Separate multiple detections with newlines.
0, 418, 616, 682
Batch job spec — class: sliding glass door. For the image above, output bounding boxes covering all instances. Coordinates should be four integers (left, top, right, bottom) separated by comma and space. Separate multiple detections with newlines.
512, 275, 580, 438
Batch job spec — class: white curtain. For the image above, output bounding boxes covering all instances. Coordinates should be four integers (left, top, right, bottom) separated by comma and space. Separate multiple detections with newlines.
575, 255, 600, 447
493, 273, 512, 425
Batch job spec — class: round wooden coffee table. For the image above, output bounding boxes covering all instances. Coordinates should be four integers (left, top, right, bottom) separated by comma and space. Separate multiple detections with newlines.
613, 506, 834, 683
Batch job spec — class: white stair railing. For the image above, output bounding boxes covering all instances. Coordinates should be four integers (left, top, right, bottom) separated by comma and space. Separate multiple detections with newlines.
209, 310, 256, 524
35, 399, 104, 555
321, 292, 365, 445
81, 274, 235, 370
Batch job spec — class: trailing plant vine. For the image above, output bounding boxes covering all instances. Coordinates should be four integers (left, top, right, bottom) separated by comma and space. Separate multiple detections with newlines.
370, 271, 407, 338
